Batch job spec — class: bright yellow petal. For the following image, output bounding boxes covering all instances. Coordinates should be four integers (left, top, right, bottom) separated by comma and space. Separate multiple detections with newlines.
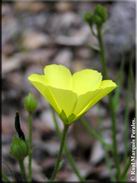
44, 64, 72, 90
28, 74, 60, 113
28, 73, 77, 118
74, 90, 97, 116
76, 80, 117, 117
48, 86, 77, 118
72, 69, 102, 95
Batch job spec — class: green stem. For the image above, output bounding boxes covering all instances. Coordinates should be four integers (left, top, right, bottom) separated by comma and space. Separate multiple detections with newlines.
124, 67, 131, 161
124, 98, 129, 160
50, 124, 69, 181
80, 117, 115, 181
104, 151, 115, 182
96, 26, 108, 79
80, 118, 111, 149
51, 108, 60, 136
19, 160, 27, 181
28, 113, 32, 182
64, 147, 84, 182
120, 158, 131, 181
96, 25, 120, 180
108, 96, 120, 179
51, 109, 85, 182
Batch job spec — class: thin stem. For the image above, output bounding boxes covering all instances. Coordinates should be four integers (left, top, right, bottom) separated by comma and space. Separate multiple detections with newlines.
96, 25, 120, 180
124, 66, 131, 160
51, 109, 85, 182
96, 26, 108, 79
124, 98, 129, 160
28, 113, 32, 182
64, 147, 84, 182
90, 26, 97, 38
80, 118, 111, 149
120, 157, 131, 180
108, 96, 120, 179
80, 117, 115, 181
19, 160, 27, 182
50, 124, 69, 181
104, 151, 115, 182
51, 108, 60, 136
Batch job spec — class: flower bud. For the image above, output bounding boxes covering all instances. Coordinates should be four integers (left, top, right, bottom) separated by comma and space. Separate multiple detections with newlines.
23, 93, 37, 113
94, 5, 108, 26
92, 14, 103, 27
84, 5, 108, 28
84, 12, 93, 26
10, 136, 28, 161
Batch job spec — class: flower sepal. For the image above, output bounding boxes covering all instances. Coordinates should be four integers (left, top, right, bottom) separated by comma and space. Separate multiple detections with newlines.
59, 110, 76, 124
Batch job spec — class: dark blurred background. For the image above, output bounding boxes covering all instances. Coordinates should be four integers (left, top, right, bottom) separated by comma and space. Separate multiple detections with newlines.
2, 1, 135, 182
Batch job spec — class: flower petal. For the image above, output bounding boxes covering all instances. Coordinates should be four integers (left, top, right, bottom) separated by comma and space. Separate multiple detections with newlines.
74, 90, 97, 116
44, 64, 72, 90
28, 73, 77, 118
48, 86, 77, 118
75, 80, 117, 117
28, 74, 60, 113
72, 69, 102, 95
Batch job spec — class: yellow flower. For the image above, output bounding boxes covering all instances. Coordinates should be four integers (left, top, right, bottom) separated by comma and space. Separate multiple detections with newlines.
28, 64, 117, 124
